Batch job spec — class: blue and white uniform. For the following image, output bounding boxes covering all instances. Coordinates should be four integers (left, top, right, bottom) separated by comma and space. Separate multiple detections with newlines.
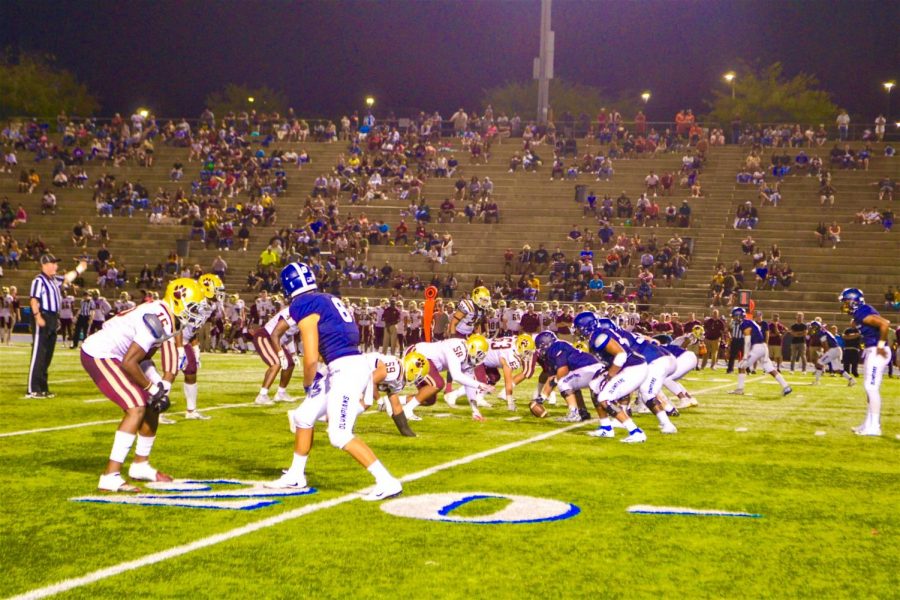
618, 329, 674, 402
811, 325, 844, 375
288, 292, 366, 449
662, 339, 698, 396
852, 303, 890, 425
587, 329, 649, 405
546, 340, 603, 396
737, 319, 776, 374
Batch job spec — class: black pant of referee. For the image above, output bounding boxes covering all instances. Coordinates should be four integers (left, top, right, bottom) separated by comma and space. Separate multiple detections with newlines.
30, 312, 59, 396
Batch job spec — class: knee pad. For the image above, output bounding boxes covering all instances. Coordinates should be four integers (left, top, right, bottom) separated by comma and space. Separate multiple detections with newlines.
645, 397, 661, 412
590, 391, 601, 408
327, 424, 354, 449
604, 402, 622, 419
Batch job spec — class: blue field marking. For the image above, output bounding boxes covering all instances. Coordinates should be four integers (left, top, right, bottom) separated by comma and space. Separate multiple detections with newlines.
627, 505, 762, 518
383, 492, 581, 524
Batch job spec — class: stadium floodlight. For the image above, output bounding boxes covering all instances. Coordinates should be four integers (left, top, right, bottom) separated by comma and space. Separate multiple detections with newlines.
723, 71, 736, 99
365, 96, 375, 108
247, 96, 255, 104
884, 82, 896, 92
138, 108, 149, 119
641, 91, 651, 103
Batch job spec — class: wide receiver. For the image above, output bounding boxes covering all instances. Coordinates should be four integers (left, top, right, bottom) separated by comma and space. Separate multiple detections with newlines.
840, 288, 891, 436
265, 263, 402, 501
81, 278, 206, 492
727, 307, 792, 397
254, 298, 301, 406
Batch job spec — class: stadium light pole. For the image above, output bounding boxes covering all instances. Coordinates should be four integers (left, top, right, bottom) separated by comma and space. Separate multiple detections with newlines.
641, 91, 651, 104
884, 81, 895, 122
534, 0, 553, 125
365, 96, 375, 109
724, 72, 736, 99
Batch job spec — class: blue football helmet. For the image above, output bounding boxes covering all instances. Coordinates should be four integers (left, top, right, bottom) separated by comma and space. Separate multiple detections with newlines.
573, 311, 599, 340
281, 262, 317, 298
653, 334, 673, 345
534, 331, 558, 357
807, 321, 822, 334
731, 307, 746, 320
839, 288, 864, 313
596, 317, 618, 331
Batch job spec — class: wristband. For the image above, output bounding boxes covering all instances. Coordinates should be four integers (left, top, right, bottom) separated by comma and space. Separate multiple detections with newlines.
877, 341, 886, 348
143, 381, 154, 391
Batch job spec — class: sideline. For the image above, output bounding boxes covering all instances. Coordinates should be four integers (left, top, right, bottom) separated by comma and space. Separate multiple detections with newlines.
9, 421, 589, 600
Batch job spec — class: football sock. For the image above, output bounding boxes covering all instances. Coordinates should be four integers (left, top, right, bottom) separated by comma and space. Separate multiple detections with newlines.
599, 417, 612, 429
184, 383, 198, 411
656, 411, 673, 427
404, 399, 420, 415
276, 387, 288, 397
109, 431, 136, 463
814, 370, 823, 383
841, 371, 853, 382
367, 459, 392, 483
288, 453, 308, 478
773, 372, 788, 388
134, 435, 155, 459
866, 391, 881, 429
622, 418, 640, 434
259, 387, 269, 397
736, 373, 746, 390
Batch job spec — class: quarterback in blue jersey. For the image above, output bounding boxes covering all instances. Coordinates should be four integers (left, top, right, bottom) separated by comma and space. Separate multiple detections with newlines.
727, 307, 792, 396
265, 263, 402, 501
840, 288, 892, 436
808, 321, 855, 386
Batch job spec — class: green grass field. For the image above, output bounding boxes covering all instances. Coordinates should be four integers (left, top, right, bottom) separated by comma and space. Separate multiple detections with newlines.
1, 344, 899, 599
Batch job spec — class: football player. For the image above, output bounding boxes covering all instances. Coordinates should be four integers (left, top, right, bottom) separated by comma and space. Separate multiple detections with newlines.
81, 278, 205, 492
58, 289, 75, 344
373, 298, 388, 351
266, 263, 402, 501
1, 286, 15, 344
253, 298, 301, 406
365, 352, 416, 437
585, 325, 650, 442
539, 332, 602, 423
173, 273, 223, 420
401, 335, 495, 421
727, 307, 792, 396
659, 326, 704, 408
488, 334, 538, 410
450, 286, 491, 338
226, 293, 247, 352
114, 291, 136, 313
840, 288, 892, 436
808, 320, 855, 386
406, 300, 423, 345
88, 290, 112, 334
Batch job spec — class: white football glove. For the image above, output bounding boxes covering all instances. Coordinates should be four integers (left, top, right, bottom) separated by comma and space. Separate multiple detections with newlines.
278, 351, 290, 371
177, 347, 187, 372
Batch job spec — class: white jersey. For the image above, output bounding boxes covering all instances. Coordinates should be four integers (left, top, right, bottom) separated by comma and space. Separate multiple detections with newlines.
365, 352, 404, 399
255, 298, 274, 323
486, 314, 501, 338
454, 298, 484, 336
506, 309, 523, 333
114, 300, 136, 314
357, 306, 372, 326
374, 306, 385, 328
59, 296, 75, 319
413, 339, 482, 389
228, 299, 245, 322
543, 310, 559, 332
0, 294, 12, 318
396, 309, 409, 335
484, 336, 522, 371
672, 332, 702, 348
263, 306, 300, 349
82, 300, 175, 360
91, 298, 112, 321
408, 309, 423, 330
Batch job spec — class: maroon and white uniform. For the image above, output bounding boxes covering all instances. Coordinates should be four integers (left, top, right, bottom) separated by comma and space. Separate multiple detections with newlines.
59, 295, 75, 328
453, 298, 485, 338
1, 292, 16, 328
80, 300, 177, 410
89, 297, 112, 334
479, 336, 537, 384
411, 339, 482, 391
253, 307, 299, 367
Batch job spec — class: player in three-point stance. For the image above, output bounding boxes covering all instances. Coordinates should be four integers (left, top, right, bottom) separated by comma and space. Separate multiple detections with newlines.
840, 288, 892, 436
81, 278, 207, 492
727, 307, 792, 397
265, 262, 402, 501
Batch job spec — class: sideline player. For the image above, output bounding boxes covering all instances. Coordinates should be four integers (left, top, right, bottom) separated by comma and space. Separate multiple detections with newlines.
81, 278, 206, 492
0, 286, 14, 344
808, 320, 855, 386
265, 263, 402, 501
840, 288, 892, 436
727, 307, 792, 396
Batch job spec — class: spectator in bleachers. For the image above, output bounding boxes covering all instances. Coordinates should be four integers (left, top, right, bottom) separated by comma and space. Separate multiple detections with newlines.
678, 199, 692, 227
827, 221, 841, 249
819, 181, 836, 207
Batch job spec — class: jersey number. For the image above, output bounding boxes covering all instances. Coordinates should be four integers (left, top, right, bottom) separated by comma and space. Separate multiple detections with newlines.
331, 298, 353, 323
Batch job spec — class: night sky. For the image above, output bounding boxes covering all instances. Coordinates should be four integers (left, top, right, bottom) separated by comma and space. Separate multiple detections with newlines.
3, 0, 898, 121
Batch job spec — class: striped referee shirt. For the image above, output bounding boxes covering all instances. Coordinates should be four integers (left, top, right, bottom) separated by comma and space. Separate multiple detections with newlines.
30, 274, 64, 314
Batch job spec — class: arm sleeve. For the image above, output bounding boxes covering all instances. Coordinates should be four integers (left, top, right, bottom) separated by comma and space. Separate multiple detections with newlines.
448, 359, 483, 389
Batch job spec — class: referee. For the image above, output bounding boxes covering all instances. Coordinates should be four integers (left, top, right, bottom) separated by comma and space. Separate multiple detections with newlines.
28, 253, 87, 398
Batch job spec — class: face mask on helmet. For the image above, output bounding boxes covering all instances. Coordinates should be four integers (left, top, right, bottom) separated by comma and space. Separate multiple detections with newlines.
164, 278, 207, 330
403, 351, 428, 384
466, 334, 489, 365
515, 333, 535, 357
199, 273, 226, 303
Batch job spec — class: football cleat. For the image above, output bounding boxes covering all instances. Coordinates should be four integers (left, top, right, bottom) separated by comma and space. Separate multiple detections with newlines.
782, 386, 793, 396
98, 473, 141, 493
728, 389, 745, 395
621, 429, 648, 443
475, 397, 492, 408
443, 388, 463, 406
128, 462, 173, 482
587, 427, 615, 438
255, 393, 275, 406
675, 397, 698, 409
274, 392, 296, 403
660, 423, 678, 434
158, 415, 177, 424
666, 407, 681, 418
847, 378, 856, 387
361, 478, 403, 502
556, 410, 582, 423
406, 412, 423, 421
578, 409, 592, 421
184, 410, 211, 420
263, 473, 308, 490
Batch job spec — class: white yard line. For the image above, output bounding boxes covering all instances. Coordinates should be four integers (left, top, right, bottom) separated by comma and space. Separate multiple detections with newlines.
10, 421, 589, 600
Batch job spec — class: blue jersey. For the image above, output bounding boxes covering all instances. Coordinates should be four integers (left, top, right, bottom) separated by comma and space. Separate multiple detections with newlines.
288, 292, 360, 364
547, 340, 599, 372
740, 319, 766, 345
589, 329, 646, 368
813, 328, 839, 349
852, 304, 883, 348
664, 343, 686, 358
618, 329, 668, 362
